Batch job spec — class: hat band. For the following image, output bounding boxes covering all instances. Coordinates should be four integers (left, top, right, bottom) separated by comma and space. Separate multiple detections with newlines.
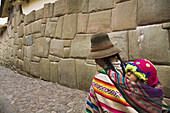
91, 44, 113, 52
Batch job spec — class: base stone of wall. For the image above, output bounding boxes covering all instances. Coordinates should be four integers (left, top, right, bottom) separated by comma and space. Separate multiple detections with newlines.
30, 62, 40, 77
40, 58, 50, 81
76, 59, 97, 91
58, 59, 77, 88
50, 62, 58, 83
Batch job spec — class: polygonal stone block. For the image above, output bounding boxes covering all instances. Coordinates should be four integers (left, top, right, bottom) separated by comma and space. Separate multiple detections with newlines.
45, 19, 57, 37
50, 62, 58, 83
87, 10, 112, 33
53, 0, 67, 17
50, 39, 64, 57
112, 0, 137, 31
30, 62, 40, 77
54, 16, 63, 38
70, 34, 92, 58
77, 13, 89, 33
40, 58, 50, 81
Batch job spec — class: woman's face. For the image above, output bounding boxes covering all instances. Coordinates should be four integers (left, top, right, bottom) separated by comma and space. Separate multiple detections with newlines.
125, 70, 138, 82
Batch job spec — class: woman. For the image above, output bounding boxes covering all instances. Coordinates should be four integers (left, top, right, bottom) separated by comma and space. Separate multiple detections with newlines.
86, 32, 164, 113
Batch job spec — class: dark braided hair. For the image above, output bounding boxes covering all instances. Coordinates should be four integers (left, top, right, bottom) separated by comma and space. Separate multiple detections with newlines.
103, 53, 126, 77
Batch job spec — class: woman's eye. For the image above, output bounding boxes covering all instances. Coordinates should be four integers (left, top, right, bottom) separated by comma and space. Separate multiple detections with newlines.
127, 69, 131, 72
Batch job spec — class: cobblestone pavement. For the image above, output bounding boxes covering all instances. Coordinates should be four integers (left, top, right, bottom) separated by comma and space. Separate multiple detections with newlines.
0, 66, 89, 113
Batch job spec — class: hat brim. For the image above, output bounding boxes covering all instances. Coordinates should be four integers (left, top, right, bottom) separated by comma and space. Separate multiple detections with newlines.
87, 46, 121, 59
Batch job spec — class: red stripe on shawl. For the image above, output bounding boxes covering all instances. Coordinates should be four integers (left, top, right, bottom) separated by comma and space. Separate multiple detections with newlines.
92, 83, 130, 106
99, 101, 126, 113
93, 77, 116, 89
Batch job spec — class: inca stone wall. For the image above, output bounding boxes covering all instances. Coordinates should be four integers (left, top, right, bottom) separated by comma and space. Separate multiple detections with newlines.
0, 0, 170, 100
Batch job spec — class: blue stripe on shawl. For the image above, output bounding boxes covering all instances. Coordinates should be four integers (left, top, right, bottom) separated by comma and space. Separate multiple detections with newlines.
87, 100, 99, 112
122, 76, 127, 89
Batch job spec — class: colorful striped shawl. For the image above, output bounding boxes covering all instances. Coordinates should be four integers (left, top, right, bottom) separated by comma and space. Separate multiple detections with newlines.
86, 70, 163, 113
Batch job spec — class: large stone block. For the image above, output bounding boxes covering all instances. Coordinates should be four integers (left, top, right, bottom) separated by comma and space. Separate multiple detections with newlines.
50, 39, 64, 57
76, 59, 97, 91
32, 19, 41, 34
54, 16, 63, 38
40, 58, 50, 81
112, 0, 137, 31
87, 10, 111, 33
50, 62, 58, 83
45, 19, 57, 37
17, 23, 24, 37
88, 0, 114, 12
34, 37, 51, 57
27, 35, 33, 46
108, 31, 129, 61
26, 23, 33, 35
23, 57, 31, 73
53, 0, 67, 17
62, 13, 77, 39
77, 13, 89, 33
58, 59, 77, 88
156, 65, 170, 98
66, 0, 84, 14
138, 0, 170, 25
27, 10, 35, 24
35, 8, 44, 20
44, 3, 54, 18
129, 25, 170, 64
30, 62, 40, 77
70, 34, 91, 58
26, 46, 33, 58
63, 47, 70, 58
17, 38, 23, 49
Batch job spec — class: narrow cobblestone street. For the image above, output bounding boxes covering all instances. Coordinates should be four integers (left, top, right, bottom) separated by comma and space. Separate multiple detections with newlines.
0, 66, 88, 113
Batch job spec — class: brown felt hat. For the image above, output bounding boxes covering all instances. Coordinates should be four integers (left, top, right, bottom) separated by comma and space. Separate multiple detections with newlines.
88, 32, 121, 59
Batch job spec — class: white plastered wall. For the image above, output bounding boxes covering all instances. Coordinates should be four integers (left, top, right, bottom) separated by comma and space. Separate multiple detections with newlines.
22, 0, 57, 15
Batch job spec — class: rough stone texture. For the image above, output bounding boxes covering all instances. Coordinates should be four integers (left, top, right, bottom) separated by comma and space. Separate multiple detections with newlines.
54, 16, 63, 38
164, 98, 170, 107
16, 11, 21, 26
108, 31, 129, 61
41, 24, 46, 36
77, 13, 89, 33
86, 59, 96, 65
26, 23, 33, 35
26, 46, 33, 58
138, 0, 170, 25
70, 34, 91, 58
17, 38, 23, 49
31, 56, 41, 62
50, 39, 64, 57
63, 47, 70, 58
53, 0, 67, 17
156, 65, 170, 98
33, 33, 41, 39
66, 0, 84, 14
64, 40, 71, 47
88, 0, 114, 12
45, 19, 57, 37
82, 0, 89, 13
27, 10, 35, 24
12, 16, 17, 31
17, 23, 24, 37
27, 35, 33, 46
30, 62, 40, 77
23, 57, 31, 73
44, 3, 54, 18
162, 22, 170, 29
34, 38, 50, 58
35, 8, 44, 20
32, 19, 41, 34
40, 58, 50, 81
50, 62, 58, 83
62, 13, 77, 39
112, 0, 137, 31
50, 17, 58, 22
48, 55, 60, 62
76, 59, 97, 91
58, 59, 77, 88
129, 25, 170, 64
87, 10, 111, 33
